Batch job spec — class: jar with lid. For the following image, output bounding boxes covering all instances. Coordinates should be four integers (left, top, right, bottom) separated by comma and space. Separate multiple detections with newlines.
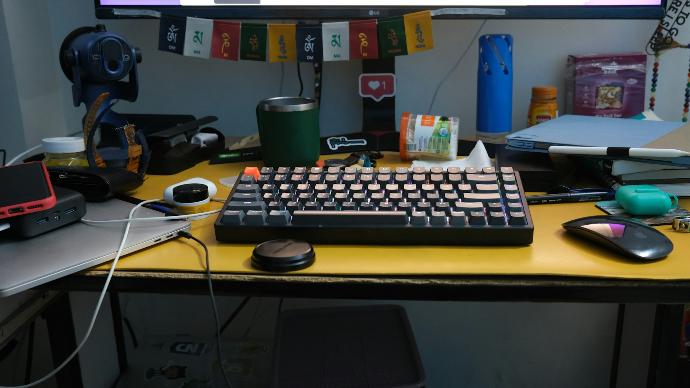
527, 86, 558, 127
42, 137, 89, 167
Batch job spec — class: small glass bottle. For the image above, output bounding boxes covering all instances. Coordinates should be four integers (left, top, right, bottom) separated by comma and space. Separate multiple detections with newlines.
42, 137, 89, 167
528, 86, 559, 127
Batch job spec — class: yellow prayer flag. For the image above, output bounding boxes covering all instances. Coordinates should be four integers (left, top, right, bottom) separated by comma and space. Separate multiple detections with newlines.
268, 24, 296, 63
403, 11, 434, 54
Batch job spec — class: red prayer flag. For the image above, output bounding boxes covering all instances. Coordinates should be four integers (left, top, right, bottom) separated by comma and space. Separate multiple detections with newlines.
211, 20, 240, 61
349, 19, 379, 60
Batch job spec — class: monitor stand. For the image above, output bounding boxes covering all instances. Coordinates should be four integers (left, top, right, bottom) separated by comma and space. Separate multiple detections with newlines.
319, 58, 400, 155
362, 58, 396, 133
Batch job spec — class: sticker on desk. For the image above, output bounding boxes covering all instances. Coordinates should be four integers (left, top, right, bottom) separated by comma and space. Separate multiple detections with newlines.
595, 200, 690, 226
359, 73, 396, 102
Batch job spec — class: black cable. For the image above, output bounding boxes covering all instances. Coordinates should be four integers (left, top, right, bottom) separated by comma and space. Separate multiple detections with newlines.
178, 231, 233, 388
297, 61, 304, 97
23, 321, 35, 384
1, 149, 6, 166
279, 62, 285, 96
314, 62, 323, 106
220, 297, 251, 335
123, 317, 138, 349
277, 298, 284, 314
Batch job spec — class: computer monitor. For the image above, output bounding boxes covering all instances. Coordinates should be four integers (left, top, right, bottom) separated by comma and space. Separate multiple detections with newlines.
95, 0, 666, 19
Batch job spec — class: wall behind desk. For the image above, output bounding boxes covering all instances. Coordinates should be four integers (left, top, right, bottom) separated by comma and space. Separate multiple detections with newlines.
5, 0, 684, 156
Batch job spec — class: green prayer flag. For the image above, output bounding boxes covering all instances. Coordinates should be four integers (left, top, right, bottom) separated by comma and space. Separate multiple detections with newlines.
377, 17, 407, 58
240, 23, 268, 61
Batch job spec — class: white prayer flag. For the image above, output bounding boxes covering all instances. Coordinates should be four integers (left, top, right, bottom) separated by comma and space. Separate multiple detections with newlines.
322, 22, 350, 62
183, 17, 213, 58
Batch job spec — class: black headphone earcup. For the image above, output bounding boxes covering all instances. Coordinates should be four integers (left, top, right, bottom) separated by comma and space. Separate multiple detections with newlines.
59, 26, 99, 82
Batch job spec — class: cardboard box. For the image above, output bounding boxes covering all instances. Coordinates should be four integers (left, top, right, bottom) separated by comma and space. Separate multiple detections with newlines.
566, 53, 647, 118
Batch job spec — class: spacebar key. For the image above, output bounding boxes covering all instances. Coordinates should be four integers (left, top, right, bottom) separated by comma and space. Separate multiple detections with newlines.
291, 210, 408, 225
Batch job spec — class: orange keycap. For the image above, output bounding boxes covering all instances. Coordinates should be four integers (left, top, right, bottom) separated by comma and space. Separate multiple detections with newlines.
243, 167, 261, 180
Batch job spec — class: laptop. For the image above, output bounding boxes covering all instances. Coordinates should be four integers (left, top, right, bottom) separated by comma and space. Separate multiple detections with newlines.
0, 198, 191, 297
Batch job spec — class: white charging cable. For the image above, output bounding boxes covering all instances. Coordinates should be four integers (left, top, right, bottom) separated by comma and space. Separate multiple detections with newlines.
0, 199, 157, 388
5, 145, 43, 166
81, 208, 221, 224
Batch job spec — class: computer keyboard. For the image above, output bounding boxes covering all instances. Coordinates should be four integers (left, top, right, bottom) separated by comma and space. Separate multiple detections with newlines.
214, 166, 534, 245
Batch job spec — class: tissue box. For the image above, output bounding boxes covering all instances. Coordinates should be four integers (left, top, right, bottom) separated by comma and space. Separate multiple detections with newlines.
566, 53, 647, 118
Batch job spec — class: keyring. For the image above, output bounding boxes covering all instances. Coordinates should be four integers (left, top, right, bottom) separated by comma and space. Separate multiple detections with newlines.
672, 216, 690, 233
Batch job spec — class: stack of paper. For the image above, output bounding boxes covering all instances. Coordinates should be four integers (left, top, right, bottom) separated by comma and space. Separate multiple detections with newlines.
505, 115, 690, 196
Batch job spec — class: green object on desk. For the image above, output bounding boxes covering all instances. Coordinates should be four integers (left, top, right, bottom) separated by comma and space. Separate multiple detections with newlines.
615, 184, 678, 216
256, 97, 320, 167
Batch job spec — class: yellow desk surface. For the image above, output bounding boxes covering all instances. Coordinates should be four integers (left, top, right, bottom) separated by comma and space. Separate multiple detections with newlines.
94, 152, 690, 281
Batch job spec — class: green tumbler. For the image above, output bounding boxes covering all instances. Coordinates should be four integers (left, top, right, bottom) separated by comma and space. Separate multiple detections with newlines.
256, 97, 320, 167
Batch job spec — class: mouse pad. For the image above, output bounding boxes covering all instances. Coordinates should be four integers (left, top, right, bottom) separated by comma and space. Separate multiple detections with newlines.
595, 200, 690, 226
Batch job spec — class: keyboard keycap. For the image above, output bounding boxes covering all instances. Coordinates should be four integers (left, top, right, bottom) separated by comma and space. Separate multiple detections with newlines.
475, 184, 499, 193
304, 201, 320, 211
359, 202, 376, 211
489, 211, 506, 226
231, 192, 260, 201
463, 193, 502, 203
227, 201, 266, 211
450, 211, 467, 226
469, 211, 487, 226
239, 175, 255, 184
268, 210, 290, 225
379, 202, 395, 211
292, 210, 408, 225
245, 210, 267, 225
221, 210, 245, 225
509, 211, 528, 226
454, 202, 484, 213
466, 174, 497, 184
411, 211, 428, 226
504, 184, 518, 193
430, 211, 448, 226
235, 184, 259, 194
397, 202, 413, 214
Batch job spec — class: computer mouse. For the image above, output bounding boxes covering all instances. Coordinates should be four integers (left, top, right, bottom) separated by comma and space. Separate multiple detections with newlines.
562, 215, 673, 262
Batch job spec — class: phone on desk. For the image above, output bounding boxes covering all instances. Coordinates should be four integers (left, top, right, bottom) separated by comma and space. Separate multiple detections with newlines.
0, 162, 56, 219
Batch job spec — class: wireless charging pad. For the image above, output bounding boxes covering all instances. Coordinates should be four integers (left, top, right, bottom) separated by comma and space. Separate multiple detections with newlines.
251, 239, 315, 272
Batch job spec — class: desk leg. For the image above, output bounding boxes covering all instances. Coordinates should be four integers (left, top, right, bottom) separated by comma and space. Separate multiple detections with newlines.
43, 293, 84, 388
109, 292, 128, 375
647, 304, 683, 388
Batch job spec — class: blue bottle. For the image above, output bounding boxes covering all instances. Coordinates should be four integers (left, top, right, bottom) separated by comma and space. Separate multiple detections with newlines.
476, 34, 513, 137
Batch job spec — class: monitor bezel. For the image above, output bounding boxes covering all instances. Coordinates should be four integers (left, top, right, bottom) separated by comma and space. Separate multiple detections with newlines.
94, 2, 667, 20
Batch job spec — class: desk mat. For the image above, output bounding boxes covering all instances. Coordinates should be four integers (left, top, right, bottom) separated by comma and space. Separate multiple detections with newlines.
95, 154, 690, 281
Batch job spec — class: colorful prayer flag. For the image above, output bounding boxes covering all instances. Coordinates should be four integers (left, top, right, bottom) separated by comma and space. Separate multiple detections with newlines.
183, 17, 213, 58
240, 23, 268, 62
322, 22, 350, 62
211, 20, 240, 61
404, 11, 435, 54
378, 17, 408, 58
268, 24, 297, 63
349, 19, 379, 60
158, 15, 186, 55
296, 24, 323, 63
